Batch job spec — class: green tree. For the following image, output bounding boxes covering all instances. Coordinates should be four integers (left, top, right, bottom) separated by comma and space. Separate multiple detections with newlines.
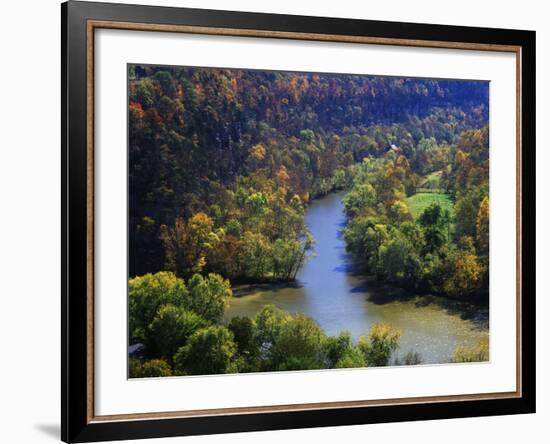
174, 325, 237, 375
358, 323, 401, 366
228, 316, 260, 371
324, 331, 353, 368
153, 70, 174, 96
252, 306, 330, 371
269, 314, 327, 371
185, 273, 232, 323
422, 226, 446, 256
132, 216, 163, 276
133, 77, 157, 108
388, 200, 412, 223
128, 272, 188, 343
419, 203, 445, 227
146, 305, 206, 362
238, 231, 273, 280
344, 219, 389, 272
343, 182, 377, 217
455, 188, 484, 241
378, 233, 422, 285
272, 234, 314, 281
324, 330, 366, 369
419, 203, 451, 255
254, 305, 291, 356
335, 346, 367, 368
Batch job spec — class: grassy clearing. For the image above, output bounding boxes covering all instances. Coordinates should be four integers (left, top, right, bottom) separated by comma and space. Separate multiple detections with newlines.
407, 192, 454, 220
421, 170, 443, 189
416, 170, 445, 193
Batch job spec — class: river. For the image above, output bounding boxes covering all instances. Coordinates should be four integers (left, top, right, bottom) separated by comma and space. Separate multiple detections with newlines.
224, 191, 488, 364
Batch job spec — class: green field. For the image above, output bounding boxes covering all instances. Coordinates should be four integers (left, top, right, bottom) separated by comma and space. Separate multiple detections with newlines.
407, 192, 454, 220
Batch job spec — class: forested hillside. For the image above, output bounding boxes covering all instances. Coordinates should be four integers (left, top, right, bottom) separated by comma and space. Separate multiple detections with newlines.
129, 65, 488, 281
343, 126, 489, 300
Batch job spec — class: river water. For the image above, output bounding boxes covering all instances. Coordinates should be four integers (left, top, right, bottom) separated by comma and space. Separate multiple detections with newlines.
224, 192, 488, 364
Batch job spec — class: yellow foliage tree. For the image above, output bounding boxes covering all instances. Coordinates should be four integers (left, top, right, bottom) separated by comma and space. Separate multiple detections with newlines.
443, 251, 482, 297
160, 212, 221, 276
476, 196, 489, 255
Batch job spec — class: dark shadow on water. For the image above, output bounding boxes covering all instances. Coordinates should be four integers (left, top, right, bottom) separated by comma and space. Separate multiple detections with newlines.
333, 264, 356, 273
334, 254, 367, 277
433, 297, 489, 329
349, 283, 371, 293
34, 424, 59, 440
337, 218, 347, 228
352, 280, 489, 330
233, 281, 304, 297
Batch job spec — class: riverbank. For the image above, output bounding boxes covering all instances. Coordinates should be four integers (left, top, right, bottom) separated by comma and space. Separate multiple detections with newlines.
224, 191, 488, 364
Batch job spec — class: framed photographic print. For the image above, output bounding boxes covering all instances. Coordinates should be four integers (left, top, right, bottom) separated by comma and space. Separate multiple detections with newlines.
61, 1, 536, 442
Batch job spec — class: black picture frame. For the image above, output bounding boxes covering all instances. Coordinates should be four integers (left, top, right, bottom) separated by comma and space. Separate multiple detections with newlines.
62, 1, 536, 442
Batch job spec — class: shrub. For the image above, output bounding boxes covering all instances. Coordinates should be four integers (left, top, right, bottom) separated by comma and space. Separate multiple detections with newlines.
358, 323, 401, 367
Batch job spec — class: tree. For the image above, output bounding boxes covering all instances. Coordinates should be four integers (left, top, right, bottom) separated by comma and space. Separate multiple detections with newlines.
133, 77, 157, 108
476, 196, 489, 256
415, 137, 439, 174
248, 143, 266, 164
129, 66, 488, 279
442, 245, 482, 298
185, 273, 232, 323
153, 70, 175, 96
272, 234, 314, 281
324, 331, 353, 368
129, 359, 173, 378
455, 188, 483, 241
358, 323, 401, 367
128, 272, 188, 343
160, 213, 221, 277
252, 305, 331, 371
323, 330, 366, 369
378, 234, 422, 285
238, 231, 273, 280
422, 225, 446, 256
417, 137, 438, 154
131, 216, 163, 276
343, 182, 377, 217
335, 346, 367, 368
206, 234, 241, 278
228, 316, 261, 371
418, 203, 451, 255
269, 314, 327, 371
254, 304, 291, 356
244, 191, 269, 218
343, 218, 389, 272
388, 200, 412, 223
419, 203, 444, 227
146, 305, 206, 362
174, 325, 237, 375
